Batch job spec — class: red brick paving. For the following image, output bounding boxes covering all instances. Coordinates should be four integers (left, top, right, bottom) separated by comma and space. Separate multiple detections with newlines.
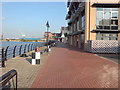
31, 43, 118, 88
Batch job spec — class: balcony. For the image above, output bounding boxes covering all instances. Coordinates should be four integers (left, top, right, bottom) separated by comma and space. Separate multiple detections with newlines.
92, 3, 120, 8
92, 29, 120, 33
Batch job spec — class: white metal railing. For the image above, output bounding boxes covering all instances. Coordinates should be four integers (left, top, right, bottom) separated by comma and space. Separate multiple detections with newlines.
87, 40, 120, 53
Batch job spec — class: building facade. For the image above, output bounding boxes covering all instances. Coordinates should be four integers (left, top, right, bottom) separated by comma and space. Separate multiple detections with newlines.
59, 27, 69, 43
66, 0, 120, 51
42, 32, 56, 41
42, 32, 61, 41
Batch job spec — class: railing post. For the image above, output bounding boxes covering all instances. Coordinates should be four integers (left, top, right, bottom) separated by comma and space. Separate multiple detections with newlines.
28, 44, 30, 52
13, 46, 17, 58
31, 44, 33, 51
33, 44, 35, 50
16, 72, 17, 89
19, 45, 22, 55
34, 44, 36, 50
2, 48, 5, 67
24, 44, 27, 53
5, 46, 9, 60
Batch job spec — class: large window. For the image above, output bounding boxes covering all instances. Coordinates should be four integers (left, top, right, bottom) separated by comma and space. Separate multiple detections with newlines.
96, 8, 118, 30
96, 33, 118, 40
81, 15, 85, 30
81, 10, 85, 31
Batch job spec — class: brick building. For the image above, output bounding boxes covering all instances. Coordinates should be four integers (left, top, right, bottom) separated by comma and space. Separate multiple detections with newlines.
42, 32, 61, 41
66, 0, 120, 51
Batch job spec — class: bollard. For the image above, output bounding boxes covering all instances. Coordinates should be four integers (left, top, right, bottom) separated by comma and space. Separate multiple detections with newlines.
32, 52, 36, 65
31, 47, 40, 65
48, 45, 51, 52
35, 47, 40, 52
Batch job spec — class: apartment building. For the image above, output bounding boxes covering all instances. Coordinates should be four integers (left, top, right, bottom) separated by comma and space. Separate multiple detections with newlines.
66, 0, 120, 51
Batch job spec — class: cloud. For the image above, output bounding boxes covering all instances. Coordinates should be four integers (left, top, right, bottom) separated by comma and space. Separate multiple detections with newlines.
0, 17, 6, 20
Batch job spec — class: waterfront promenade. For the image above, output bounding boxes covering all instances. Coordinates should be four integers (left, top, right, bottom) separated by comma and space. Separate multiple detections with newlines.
1, 42, 118, 88
1, 46, 52, 88
32, 42, 118, 88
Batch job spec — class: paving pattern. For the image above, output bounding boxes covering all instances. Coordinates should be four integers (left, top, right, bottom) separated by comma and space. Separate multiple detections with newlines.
32, 42, 118, 88
1, 46, 52, 88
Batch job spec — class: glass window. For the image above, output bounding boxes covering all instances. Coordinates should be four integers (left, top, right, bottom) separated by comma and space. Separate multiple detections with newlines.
104, 26, 110, 29
104, 11, 111, 19
112, 8, 118, 11
110, 34, 118, 40
97, 8, 103, 11
112, 12, 118, 19
96, 33, 118, 40
96, 33, 102, 40
81, 15, 85, 30
111, 20, 118, 25
104, 8, 111, 11
96, 18, 103, 25
111, 26, 118, 30
77, 21, 79, 31
81, 34, 84, 43
103, 19, 110, 26
96, 8, 118, 30
97, 12, 103, 19
96, 26, 103, 29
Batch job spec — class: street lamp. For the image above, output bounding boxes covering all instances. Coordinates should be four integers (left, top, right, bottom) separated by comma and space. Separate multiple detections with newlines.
46, 21, 50, 47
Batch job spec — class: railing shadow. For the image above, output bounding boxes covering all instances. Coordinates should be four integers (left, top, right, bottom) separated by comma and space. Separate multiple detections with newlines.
54, 42, 119, 63
26, 58, 32, 64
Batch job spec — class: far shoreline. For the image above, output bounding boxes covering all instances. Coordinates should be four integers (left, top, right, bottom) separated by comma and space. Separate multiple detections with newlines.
0, 39, 46, 42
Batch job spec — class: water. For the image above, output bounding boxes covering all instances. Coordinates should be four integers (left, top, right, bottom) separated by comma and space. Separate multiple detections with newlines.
23, 38, 41, 40
0, 41, 46, 61
1, 41, 40, 48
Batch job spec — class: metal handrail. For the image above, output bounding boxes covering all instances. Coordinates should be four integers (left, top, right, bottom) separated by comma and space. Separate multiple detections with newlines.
0, 42, 46, 67
0, 69, 17, 89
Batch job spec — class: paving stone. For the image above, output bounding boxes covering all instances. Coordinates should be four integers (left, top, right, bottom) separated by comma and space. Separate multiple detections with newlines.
1, 46, 53, 88
32, 42, 118, 88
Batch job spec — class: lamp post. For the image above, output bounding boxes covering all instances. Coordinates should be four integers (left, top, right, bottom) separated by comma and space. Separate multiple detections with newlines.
46, 21, 50, 48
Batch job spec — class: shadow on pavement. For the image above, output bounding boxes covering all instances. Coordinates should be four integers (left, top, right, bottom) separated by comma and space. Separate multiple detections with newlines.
26, 58, 32, 64
55, 42, 85, 53
55, 42, 119, 64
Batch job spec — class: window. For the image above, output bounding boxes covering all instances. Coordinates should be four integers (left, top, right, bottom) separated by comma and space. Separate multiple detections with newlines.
77, 21, 80, 31
97, 8, 103, 11
112, 12, 118, 19
96, 33, 118, 40
74, 23, 76, 32
75, 21, 78, 31
81, 34, 84, 43
111, 20, 118, 25
81, 15, 85, 30
96, 8, 118, 30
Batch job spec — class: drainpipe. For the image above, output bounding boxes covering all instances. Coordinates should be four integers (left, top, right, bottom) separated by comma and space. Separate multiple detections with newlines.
89, 0, 90, 40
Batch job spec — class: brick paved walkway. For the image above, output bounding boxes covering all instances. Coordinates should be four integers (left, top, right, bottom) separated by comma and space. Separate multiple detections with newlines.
1, 46, 51, 88
32, 42, 118, 88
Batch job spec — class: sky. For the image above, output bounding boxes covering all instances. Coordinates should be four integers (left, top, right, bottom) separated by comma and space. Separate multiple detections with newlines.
2, 2, 67, 39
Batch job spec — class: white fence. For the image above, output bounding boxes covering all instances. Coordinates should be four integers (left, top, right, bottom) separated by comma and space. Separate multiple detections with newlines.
87, 40, 120, 53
